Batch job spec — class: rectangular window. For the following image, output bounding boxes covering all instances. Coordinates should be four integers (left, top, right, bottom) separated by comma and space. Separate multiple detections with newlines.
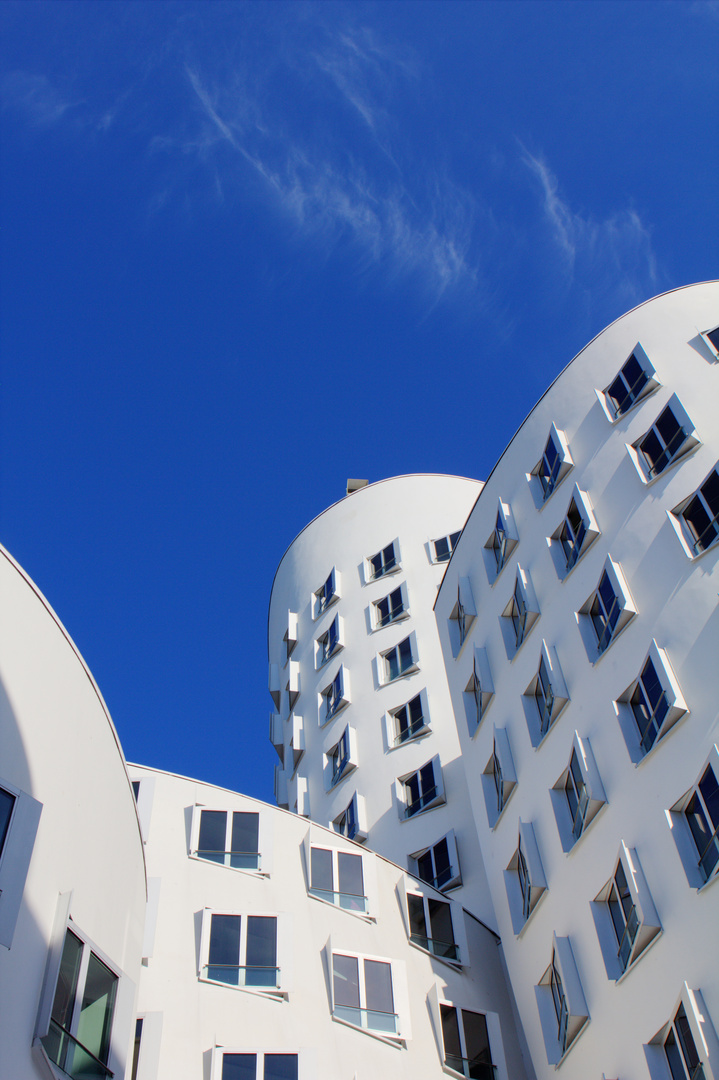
684, 764, 719, 883
637, 403, 693, 479
196, 810, 260, 870
663, 1004, 706, 1080
402, 758, 443, 819
432, 531, 461, 563
631, 657, 670, 754
501, 568, 539, 657
605, 349, 653, 418
42, 929, 118, 1079
391, 695, 426, 746
590, 570, 620, 653
322, 667, 347, 721
510, 579, 528, 646
700, 323, 719, 360
549, 952, 569, 1054
560, 498, 587, 570
414, 833, 459, 892
369, 543, 397, 580
204, 914, 278, 989
550, 734, 606, 853
327, 726, 356, 787
531, 425, 572, 503
374, 586, 406, 628
382, 637, 416, 683
318, 616, 340, 666
332, 954, 397, 1035
607, 860, 640, 973
448, 578, 476, 658
676, 467, 719, 557
310, 846, 366, 913
440, 1006, 493, 1079
333, 793, 365, 843
0, 786, 15, 857
535, 654, 555, 737
407, 894, 458, 961
564, 749, 589, 842
505, 820, 547, 933
592, 842, 661, 980
483, 500, 518, 584
219, 1053, 299, 1080
490, 511, 509, 573
314, 570, 337, 617
536, 936, 589, 1064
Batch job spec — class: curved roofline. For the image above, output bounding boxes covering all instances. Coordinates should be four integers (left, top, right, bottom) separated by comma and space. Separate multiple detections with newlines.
435, 280, 719, 606
267, 472, 483, 652
0, 542, 148, 882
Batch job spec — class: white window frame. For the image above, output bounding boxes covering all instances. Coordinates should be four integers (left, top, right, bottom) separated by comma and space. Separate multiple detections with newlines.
448, 577, 476, 659
577, 556, 636, 661
644, 984, 719, 1080
384, 691, 430, 750
274, 765, 288, 810
427, 985, 507, 1080
198, 907, 290, 997
285, 660, 300, 710
431, 531, 461, 564
315, 613, 343, 669
591, 842, 661, 981
596, 342, 659, 422
313, 568, 339, 619
614, 641, 688, 763
399, 882, 468, 968
667, 745, 719, 890
549, 485, 600, 579
504, 820, 547, 935
396, 755, 445, 821
462, 645, 494, 737
333, 791, 368, 844
410, 830, 461, 892
0, 773, 42, 949
535, 935, 589, 1065
372, 583, 409, 631
319, 665, 349, 724
550, 732, 606, 852
328, 943, 411, 1044
190, 804, 269, 876
699, 323, 719, 362
378, 633, 419, 685
33, 894, 136, 1080
528, 423, 573, 506
303, 829, 373, 918
289, 713, 305, 772
325, 724, 358, 790
481, 726, 517, 828
283, 610, 298, 661
483, 500, 519, 584
629, 394, 699, 484
268, 663, 281, 711
211, 1047, 311, 1080
366, 540, 400, 582
669, 464, 719, 559
499, 566, 540, 658
522, 641, 569, 747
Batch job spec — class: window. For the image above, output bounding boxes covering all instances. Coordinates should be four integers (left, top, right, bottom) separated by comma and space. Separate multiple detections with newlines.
678, 761, 719, 885
380, 635, 417, 683
389, 694, 428, 747
671, 466, 719, 558
314, 569, 338, 618
663, 1005, 707, 1080
0, 776, 42, 949
550, 733, 606, 852
331, 952, 399, 1036
500, 567, 539, 657
601, 344, 658, 420
269, 663, 281, 711
320, 666, 348, 722
481, 727, 517, 828
326, 725, 357, 788
432, 531, 461, 563
523, 643, 569, 746
411, 831, 461, 892
406, 892, 460, 962
288, 713, 305, 771
202, 913, 279, 990
631, 396, 698, 482
550, 486, 600, 578
399, 756, 445, 819
283, 611, 298, 661
592, 843, 661, 979
579, 557, 636, 659
316, 615, 341, 667
535, 936, 589, 1064
333, 792, 367, 843
217, 1053, 298, 1080
448, 577, 476, 658
285, 661, 300, 709
646, 986, 717, 1080
616, 642, 688, 760
483, 500, 518, 583
194, 809, 260, 870
368, 542, 398, 580
463, 646, 494, 737
439, 1005, 495, 1080
373, 585, 407, 629
42, 928, 119, 1079
530, 423, 572, 504
700, 323, 719, 360
505, 820, 547, 933
310, 845, 367, 913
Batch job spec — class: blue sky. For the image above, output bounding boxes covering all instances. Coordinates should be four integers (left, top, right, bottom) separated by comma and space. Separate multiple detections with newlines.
1, 0, 717, 803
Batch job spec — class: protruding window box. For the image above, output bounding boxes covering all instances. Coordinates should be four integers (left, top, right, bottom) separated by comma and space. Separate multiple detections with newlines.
0, 774, 42, 949
448, 577, 476, 659
268, 663, 281, 711
535, 935, 589, 1065
274, 765, 288, 810
396, 755, 445, 821
384, 692, 430, 750
644, 984, 719, 1080
289, 713, 305, 772
628, 395, 699, 484
365, 540, 400, 582
667, 746, 719, 890
427, 986, 506, 1080
398, 882, 469, 969
283, 611, 299, 660
378, 634, 419, 685
199, 910, 290, 998
550, 733, 606, 852
410, 831, 461, 892
191, 806, 265, 873
596, 343, 659, 422
431, 531, 461, 564
303, 827, 374, 918
463, 645, 494, 738
316, 615, 342, 669
591, 843, 661, 980
499, 566, 540, 659
549, 485, 600, 580
372, 584, 409, 631
285, 661, 300, 709
313, 569, 340, 619
699, 323, 719, 362
504, 819, 547, 935
483, 500, 518, 584
328, 943, 411, 1044
325, 725, 358, 790
522, 642, 569, 747
481, 727, 517, 828
577, 556, 636, 661
269, 712, 284, 764
669, 464, 719, 559
320, 666, 349, 724
528, 423, 573, 508
614, 641, 688, 764
333, 792, 368, 844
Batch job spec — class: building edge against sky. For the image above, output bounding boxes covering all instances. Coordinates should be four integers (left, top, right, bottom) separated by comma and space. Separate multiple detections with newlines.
0, 282, 717, 1080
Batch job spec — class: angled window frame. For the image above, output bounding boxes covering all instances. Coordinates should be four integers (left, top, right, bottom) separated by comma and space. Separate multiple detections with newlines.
667, 745, 719, 890
644, 983, 719, 1080
288, 713, 305, 773
396, 755, 445, 821
629, 394, 699, 484
483, 500, 518, 584
528, 422, 573, 506
577, 556, 636, 660
366, 539, 400, 582
550, 732, 606, 852
591, 841, 661, 981
385, 691, 430, 750
328, 944, 411, 1044
333, 791, 368, 844
535, 935, 589, 1065
285, 660, 300, 710
410, 830, 461, 893
269, 711, 284, 765
699, 323, 719, 362
283, 611, 299, 661
372, 582, 409, 631
399, 881, 468, 968
198, 906, 290, 997
615, 641, 688, 763
504, 819, 547, 935
315, 613, 343, 669
462, 645, 494, 738
379, 633, 419, 685
550, 485, 600, 580
522, 641, 569, 747
481, 726, 517, 828
427, 984, 505, 1080
499, 566, 540, 658
325, 723, 358, 790
313, 568, 340, 619
597, 342, 659, 422
0, 773, 42, 949
448, 577, 477, 659
669, 463, 719, 560
319, 665, 349, 724
190, 804, 268, 875
304, 828, 372, 918
431, 531, 461, 564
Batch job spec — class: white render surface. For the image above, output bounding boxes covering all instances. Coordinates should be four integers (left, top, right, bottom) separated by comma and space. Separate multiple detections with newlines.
435, 282, 719, 1080
129, 763, 533, 1080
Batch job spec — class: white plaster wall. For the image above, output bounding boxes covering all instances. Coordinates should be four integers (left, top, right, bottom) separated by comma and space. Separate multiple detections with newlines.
435, 283, 719, 1080
130, 763, 535, 1080
0, 544, 147, 1080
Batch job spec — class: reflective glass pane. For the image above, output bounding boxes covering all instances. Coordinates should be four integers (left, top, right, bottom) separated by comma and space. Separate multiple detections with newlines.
364, 959, 394, 1016
310, 847, 333, 893
208, 914, 240, 984
440, 1004, 462, 1060
264, 1054, 298, 1080
337, 852, 363, 901
462, 1009, 491, 1065
198, 811, 227, 862
407, 894, 427, 941
0, 787, 15, 856
75, 952, 117, 1066
333, 954, 360, 1009
231, 813, 259, 867
222, 1054, 256, 1080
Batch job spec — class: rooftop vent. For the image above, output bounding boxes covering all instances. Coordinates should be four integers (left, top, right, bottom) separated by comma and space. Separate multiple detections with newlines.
346, 479, 369, 495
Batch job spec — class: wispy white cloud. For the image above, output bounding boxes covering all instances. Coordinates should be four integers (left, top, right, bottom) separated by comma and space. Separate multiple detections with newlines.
2, 71, 76, 125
